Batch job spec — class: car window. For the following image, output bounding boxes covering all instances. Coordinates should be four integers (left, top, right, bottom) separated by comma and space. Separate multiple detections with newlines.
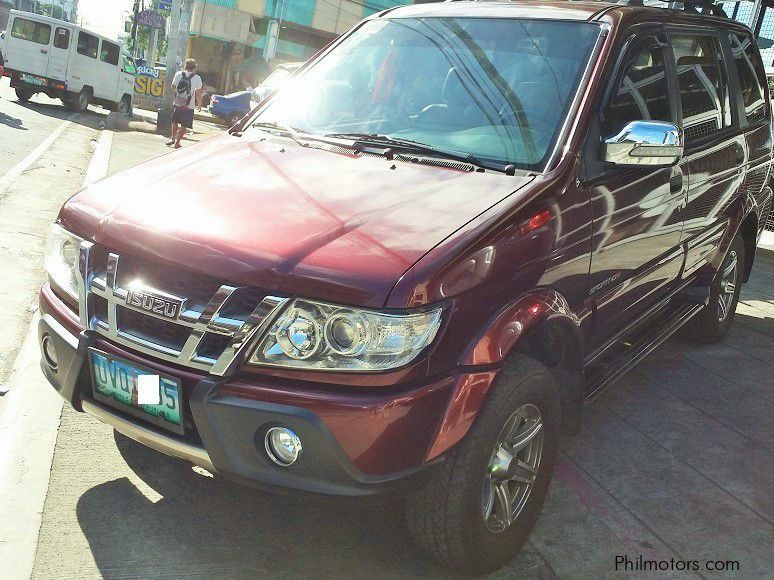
729, 33, 767, 124
256, 18, 602, 172
54, 27, 69, 49
100, 41, 120, 66
11, 17, 51, 45
77, 31, 99, 59
672, 34, 731, 142
602, 42, 672, 137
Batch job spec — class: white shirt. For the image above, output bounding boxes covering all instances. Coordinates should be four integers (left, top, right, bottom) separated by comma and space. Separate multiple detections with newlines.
172, 70, 203, 109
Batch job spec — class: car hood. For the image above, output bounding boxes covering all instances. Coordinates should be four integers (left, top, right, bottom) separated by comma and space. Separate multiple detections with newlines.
60, 132, 533, 307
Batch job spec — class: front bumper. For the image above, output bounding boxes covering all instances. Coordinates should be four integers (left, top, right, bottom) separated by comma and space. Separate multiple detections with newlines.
38, 288, 465, 497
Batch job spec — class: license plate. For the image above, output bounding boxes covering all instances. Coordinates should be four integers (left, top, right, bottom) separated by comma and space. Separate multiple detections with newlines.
21, 73, 47, 86
89, 349, 184, 434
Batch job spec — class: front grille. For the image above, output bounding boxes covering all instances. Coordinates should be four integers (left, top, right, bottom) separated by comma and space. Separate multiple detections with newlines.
80, 246, 288, 374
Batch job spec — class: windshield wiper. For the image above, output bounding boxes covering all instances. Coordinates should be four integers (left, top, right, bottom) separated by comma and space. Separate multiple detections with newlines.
324, 133, 517, 175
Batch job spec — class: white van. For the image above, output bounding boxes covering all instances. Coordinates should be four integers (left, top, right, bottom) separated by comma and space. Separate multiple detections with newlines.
3, 10, 135, 114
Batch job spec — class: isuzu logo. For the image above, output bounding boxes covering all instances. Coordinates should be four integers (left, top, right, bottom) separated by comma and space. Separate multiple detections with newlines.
125, 287, 186, 320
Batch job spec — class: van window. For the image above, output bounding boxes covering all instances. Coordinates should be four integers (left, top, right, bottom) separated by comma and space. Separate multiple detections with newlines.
11, 17, 51, 45
54, 27, 70, 49
603, 43, 672, 137
100, 41, 120, 66
77, 32, 99, 59
729, 33, 767, 124
672, 35, 731, 142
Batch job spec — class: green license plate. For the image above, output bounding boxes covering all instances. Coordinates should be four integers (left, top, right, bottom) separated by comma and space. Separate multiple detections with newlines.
89, 349, 184, 434
21, 73, 47, 86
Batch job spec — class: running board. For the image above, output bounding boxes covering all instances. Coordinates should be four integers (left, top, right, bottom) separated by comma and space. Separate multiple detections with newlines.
585, 302, 705, 402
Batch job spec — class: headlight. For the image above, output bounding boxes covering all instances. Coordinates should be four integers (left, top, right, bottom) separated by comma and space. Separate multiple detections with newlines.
249, 299, 444, 371
45, 223, 84, 301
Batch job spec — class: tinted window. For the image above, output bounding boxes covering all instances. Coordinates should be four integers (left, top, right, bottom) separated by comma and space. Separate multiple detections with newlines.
603, 43, 672, 137
11, 17, 51, 45
100, 41, 119, 65
729, 33, 767, 124
672, 35, 731, 142
54, 27, 70, 49
77, 32, 99, 59
256, 18, 601, 172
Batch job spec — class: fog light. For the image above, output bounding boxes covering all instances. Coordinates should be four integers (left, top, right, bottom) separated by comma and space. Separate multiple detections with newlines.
42, 334, 58, 370
265, 427, 302, 466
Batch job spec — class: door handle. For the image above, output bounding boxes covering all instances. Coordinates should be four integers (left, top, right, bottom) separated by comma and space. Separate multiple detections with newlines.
670, 173, 683, 194
40, 49, 48, 54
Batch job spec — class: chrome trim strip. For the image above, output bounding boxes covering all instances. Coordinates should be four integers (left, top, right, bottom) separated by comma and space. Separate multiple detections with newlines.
81, 399, 215, 472
179, 285, 237, 362
210, 295, 289, 376
106, 253, 119, 335
77, 241, 93, 329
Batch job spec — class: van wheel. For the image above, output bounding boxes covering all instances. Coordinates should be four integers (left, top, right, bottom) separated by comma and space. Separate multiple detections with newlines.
406, 354, 560, 574
67, 88, 91, 112
681, 233, 745, 343
15, 87, 33, 102
117, 95, 132, 116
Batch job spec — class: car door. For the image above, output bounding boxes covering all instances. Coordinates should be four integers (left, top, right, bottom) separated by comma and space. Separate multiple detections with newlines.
97, 40, 120, 100
669, 30, 745, 281
6, 14, 51, 77
47, 26, 71, 81
727, 31, 772, 229
584, 32, 685, 348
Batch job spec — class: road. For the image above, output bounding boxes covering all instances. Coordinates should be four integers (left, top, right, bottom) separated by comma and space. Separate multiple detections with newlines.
1, 76, 773, 579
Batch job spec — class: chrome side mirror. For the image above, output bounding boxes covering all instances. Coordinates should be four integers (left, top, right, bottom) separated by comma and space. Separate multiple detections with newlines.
603, 120, 683, 166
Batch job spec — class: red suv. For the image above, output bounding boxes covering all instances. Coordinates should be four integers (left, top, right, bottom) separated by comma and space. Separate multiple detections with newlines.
39, 1, 772, 573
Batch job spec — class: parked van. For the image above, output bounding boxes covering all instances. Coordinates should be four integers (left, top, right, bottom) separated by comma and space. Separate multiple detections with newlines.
3, 10, 135, 114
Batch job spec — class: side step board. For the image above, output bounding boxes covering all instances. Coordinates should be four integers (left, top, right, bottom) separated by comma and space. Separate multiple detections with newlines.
585, 302, 706, 402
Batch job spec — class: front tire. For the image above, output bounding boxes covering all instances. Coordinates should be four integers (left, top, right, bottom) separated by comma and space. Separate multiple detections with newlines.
681, 233, 745, 343
117, 94, 132, 116
15, 87, 33, 102
226, 112, 243, 127
406, 355, 560, 574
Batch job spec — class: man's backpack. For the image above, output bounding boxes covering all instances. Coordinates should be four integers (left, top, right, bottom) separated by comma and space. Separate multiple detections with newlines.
174, 72, 193, 108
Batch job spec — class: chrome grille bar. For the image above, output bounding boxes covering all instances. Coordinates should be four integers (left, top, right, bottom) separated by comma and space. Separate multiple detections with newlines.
78, 248, 287, 375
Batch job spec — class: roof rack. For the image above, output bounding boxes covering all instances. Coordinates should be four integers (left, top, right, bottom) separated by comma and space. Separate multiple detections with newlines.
444, 0, 731, 18
614, 0, 729, 18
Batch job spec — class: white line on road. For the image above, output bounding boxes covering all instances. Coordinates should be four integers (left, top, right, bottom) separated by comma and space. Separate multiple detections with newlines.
0, 117, 73, 195
0, 125, 114, 580
83, 129, 113, 188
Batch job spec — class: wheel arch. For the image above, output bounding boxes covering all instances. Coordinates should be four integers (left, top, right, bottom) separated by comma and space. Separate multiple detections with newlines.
426, 289, 586, 462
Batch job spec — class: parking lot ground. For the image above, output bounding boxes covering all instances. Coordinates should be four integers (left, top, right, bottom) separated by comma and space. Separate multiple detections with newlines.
29, 246, 774, 578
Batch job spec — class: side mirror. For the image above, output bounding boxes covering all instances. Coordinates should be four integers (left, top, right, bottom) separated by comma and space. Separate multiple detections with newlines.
603, 120, 683, 166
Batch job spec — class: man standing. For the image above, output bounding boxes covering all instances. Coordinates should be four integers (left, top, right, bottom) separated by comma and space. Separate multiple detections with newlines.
167, 59, 203, 149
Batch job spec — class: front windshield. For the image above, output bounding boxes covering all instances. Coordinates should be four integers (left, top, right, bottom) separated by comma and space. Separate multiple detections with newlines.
254, 17, 600, 171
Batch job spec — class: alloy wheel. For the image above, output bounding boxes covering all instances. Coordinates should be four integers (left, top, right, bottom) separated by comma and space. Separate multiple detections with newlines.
717, 250, 738, 322
481, 403, 544, 533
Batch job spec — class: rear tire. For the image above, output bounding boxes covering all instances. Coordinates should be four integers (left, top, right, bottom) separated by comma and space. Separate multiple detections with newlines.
406, 354, 560, 574
15, 87, 33, 102
67, 88, 91, 113
681, 233, 745, 343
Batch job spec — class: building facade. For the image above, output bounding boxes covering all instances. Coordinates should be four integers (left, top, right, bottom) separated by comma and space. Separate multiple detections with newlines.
186, 0, 413, 93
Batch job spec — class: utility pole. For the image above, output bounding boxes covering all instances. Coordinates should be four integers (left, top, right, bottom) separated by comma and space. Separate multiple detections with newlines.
157, 0, 192, 135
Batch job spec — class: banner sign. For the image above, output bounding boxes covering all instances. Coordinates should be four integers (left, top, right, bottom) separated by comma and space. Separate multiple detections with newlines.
133, 65, 166, 110
137, 9, 166, 30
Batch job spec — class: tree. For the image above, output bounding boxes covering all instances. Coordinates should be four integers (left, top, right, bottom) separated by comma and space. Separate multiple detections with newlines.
127, 0, 169, 61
